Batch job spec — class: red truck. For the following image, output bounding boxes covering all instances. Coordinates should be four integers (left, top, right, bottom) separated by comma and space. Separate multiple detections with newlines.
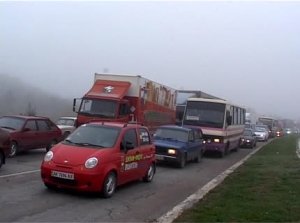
73, 73, 177, 132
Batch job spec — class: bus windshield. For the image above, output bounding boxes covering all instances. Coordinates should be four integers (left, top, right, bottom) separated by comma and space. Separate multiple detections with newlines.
79, 98, 117, 118
183, 101, 225, 128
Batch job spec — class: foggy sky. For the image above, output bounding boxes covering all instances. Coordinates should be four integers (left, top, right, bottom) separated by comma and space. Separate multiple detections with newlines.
1, 1, 300, 120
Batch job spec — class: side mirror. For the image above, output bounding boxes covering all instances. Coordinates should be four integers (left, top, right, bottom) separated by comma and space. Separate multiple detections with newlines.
23, 128, 31, 132
120, 141, 135, 153
125, 141, 135, 150
73, 98, 76, 112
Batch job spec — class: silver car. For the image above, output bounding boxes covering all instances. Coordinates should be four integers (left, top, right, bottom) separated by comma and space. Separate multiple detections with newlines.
254, 127, 269, 141
56, 117, 77, 138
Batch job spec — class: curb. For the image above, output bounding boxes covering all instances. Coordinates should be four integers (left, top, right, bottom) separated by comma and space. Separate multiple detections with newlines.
156, 144, 265, 223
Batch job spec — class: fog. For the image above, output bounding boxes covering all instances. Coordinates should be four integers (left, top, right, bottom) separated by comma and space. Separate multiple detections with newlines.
1, 1, 300, 120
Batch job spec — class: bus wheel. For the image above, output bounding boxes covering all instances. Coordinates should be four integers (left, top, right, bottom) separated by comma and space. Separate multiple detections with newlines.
219, 150, 225, 158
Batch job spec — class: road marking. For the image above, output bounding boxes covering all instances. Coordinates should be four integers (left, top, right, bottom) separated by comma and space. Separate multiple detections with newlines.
0, 169, 40, 179
156, 144, 265, 223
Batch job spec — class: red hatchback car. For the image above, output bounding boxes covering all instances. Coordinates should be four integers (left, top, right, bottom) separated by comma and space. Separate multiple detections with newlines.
0, 115, 62, 159
41, 122, 156, 198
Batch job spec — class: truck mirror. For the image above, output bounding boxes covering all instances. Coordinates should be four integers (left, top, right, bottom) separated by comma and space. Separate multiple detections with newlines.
73, 98, 77, 112
73, 98, 81, 113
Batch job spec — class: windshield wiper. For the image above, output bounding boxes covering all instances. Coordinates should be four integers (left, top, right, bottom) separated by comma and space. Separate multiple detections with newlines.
65, 139, 74, 144
73, 142, 104, 147
0, 126, 15, 130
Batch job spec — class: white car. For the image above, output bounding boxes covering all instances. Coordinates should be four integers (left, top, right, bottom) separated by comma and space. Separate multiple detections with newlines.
56, 117, 77, 138
254, 127, 269, 141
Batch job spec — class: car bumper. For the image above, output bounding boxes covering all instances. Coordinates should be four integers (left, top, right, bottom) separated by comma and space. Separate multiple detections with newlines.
204, 142, 226, 153
41, 163, 105, 192
155, 154, 181, 164
240, 141, 254, 148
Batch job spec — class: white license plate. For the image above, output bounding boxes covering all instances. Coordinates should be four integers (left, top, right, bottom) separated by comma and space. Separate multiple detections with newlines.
51, 170, 74, 180
156, 155, 164, 161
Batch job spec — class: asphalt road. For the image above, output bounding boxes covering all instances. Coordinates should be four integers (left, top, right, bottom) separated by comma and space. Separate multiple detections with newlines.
0, 144, 265, 222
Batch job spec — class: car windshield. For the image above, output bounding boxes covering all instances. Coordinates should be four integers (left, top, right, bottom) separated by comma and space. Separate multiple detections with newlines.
0, 117, 25, 130
243, 129, 252, 136
154, 128, 189, 142
64, 125, 120, 148
255, 127, 265, 132
256, 125, 269, 131
56, 118, 75, 126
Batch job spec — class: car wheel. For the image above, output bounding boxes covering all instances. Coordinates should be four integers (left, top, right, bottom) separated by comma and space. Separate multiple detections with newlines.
46, 140, 57, 152
0, 152, 4, 168
44, 183, 56, 190
178, 154, 186, 168
195, 151, 202, 163
143, 163, 155, 182
102, 172, 117, 198
9, 141, 18, 157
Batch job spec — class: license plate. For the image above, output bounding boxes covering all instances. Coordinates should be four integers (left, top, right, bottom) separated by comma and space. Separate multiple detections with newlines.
156, 155, 164, 161
51, 170, 74, 180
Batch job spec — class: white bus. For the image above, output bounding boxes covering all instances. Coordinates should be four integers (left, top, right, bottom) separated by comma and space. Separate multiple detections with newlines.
182, 98, 246, 157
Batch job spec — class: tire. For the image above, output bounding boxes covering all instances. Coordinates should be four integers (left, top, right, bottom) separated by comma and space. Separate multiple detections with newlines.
178, 154, 186, 168
194, 151, 202, 163
44, 183, 56, 190
46, 139, 57, 152
0, 152, 4, 168
219, 149, 225, 158
102, 172, 117, 198
143, 163, 155, 182
9, 141, 18, 157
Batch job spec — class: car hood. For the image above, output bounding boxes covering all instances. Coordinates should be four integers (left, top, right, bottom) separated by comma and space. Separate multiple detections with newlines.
153, 139, 186, 149
57, 125, 75, 130
0, 127, 16, 134
51, 143, 108, 166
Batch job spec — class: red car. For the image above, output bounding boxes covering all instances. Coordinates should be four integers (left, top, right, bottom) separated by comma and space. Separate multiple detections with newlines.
0, 115, 62, 159
41, 122, 156, 198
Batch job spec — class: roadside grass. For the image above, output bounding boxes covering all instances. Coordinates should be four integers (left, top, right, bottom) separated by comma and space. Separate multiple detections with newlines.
175, 135, 300, 222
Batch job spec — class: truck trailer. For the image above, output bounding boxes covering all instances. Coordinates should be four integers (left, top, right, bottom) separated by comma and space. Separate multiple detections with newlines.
73, 73, 177, 132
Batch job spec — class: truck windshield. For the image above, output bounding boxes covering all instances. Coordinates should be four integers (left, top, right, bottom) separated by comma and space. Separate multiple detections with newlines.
183, 101, 225, 128
79, 99, 117, 118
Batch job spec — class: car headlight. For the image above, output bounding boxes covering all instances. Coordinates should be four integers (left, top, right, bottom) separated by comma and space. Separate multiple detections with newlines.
214, 138, 220, 143
241, 138, 245, 142
85, 157, 98, 169
168, 149, 176, 155
44, 151, 53, 162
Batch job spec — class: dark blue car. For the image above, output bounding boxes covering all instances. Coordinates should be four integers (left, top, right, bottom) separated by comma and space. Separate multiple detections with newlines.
153, 125, 204, 168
